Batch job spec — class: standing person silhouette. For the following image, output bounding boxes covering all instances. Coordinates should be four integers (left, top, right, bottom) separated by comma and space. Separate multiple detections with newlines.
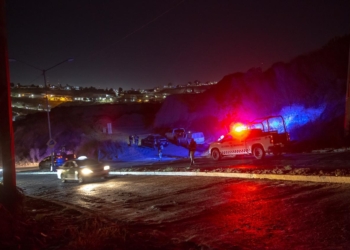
129, 135, 134, 146
188, 138, 197, 166
134, 135, 139, 146
157, 141, 164, 160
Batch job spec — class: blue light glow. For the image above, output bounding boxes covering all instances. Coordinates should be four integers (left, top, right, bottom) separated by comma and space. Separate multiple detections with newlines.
280, 104, 325, 126
278, 104, 326, 139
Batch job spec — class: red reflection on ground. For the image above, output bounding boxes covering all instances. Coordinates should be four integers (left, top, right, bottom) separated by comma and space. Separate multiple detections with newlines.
229, 164, 259, 170
193, 181, 289, 248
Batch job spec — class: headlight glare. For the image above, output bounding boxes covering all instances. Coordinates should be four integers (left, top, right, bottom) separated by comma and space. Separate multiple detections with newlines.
104, 165, 110, 171
81, 168, 93, 175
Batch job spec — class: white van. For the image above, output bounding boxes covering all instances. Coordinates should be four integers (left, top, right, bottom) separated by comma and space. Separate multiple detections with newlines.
179, 131, 205, 146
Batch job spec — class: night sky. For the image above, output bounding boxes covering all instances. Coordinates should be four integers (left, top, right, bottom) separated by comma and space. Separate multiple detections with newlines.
6, 0, 350, 90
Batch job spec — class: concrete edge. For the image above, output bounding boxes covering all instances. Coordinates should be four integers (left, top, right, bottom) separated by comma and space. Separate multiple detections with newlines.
109, 171, 350, 184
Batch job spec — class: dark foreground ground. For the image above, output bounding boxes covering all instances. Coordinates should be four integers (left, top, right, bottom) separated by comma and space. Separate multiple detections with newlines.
4, 176, 350, 250
1, 151, 350, 250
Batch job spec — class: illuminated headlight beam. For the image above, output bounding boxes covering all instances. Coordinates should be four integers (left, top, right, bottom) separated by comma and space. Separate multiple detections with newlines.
81, 168, 93, 175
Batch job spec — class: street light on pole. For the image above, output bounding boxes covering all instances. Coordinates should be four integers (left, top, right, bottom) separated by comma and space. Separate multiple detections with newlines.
42, 58, 74, 170
11, 58, 73, 170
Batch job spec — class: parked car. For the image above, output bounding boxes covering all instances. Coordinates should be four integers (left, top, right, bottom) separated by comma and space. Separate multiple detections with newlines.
38, 156, 54, 170
140, 134, 169, 148
165, 128, 186, 142
56, 156, 110, 184
39, 153, 75, 171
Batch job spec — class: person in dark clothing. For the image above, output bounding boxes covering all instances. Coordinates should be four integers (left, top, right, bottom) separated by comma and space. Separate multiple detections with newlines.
134, 135, 139, 146
157, 141, 164, 160
129, 135, 134, 146
188, 138, 197, 166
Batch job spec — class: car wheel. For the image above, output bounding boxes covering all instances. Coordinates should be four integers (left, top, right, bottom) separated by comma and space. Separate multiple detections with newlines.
78, 175, 84, 184
253, 145, 265, 160
61, 174, 66, 183
211, 149, 221, 161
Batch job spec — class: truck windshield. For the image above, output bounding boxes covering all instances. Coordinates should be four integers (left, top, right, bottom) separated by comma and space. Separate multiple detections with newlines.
174, 129, 185, 133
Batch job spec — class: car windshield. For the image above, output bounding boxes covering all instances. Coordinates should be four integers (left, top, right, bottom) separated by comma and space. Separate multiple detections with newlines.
76, 159, 99, 166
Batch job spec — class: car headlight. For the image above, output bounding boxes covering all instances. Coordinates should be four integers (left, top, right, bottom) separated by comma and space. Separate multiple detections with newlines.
81, 168, 93, 175
104, 165, 110, 171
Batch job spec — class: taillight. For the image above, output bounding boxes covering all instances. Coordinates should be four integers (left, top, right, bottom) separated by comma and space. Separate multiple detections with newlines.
270, 135, 273, 144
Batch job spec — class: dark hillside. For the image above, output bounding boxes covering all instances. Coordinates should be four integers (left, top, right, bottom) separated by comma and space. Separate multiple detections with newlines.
8, 35, 350, 163
13, 103, 160, 161
154, 35, 350, 148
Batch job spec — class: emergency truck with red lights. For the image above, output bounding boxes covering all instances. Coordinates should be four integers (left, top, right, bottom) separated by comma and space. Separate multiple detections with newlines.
209, 116, 290, 160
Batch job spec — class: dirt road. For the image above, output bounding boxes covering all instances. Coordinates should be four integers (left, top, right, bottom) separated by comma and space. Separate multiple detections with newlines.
17, 169, 350, 249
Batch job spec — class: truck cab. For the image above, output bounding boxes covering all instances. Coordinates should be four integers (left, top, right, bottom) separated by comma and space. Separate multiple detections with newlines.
165, 128, 186, 144
209, 116, 290, 160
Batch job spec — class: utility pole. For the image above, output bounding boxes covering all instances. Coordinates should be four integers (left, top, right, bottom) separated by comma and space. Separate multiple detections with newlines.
11, 58, 73, 171
0, 0, 16, 191
345, 43, 350, 137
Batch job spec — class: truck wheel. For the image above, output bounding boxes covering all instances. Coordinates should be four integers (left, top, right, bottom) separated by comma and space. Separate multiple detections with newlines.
252, 145, 265, 160
211, 149, 221, 161
273, 148, 282, 156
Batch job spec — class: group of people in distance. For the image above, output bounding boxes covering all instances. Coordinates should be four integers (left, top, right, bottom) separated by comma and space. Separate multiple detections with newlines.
128, 135, 139, 146
157, 138, 197, 166
129, 134, 197, 166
